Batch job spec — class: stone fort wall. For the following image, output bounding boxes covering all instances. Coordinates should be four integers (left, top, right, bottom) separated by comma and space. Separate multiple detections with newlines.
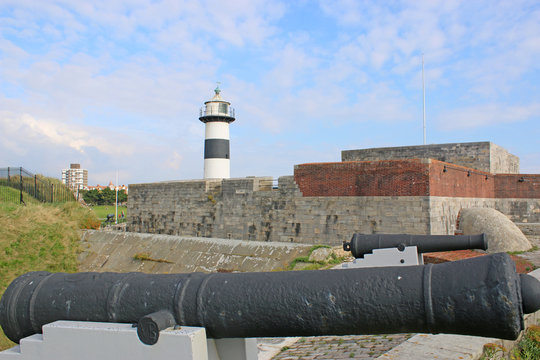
127, 176, 432, 245
341, 142, 520, 174
127, 143, 539, 245
127, 175, 540, 246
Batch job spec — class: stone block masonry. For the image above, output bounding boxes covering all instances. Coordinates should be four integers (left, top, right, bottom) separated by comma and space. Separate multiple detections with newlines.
128, 177, 432, 245
128, 175, 539, 245
341, 141, 519, 174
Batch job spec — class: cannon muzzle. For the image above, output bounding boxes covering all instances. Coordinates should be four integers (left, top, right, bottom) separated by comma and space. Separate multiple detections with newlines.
343, 233, 487, 258
1, 253, 538, 345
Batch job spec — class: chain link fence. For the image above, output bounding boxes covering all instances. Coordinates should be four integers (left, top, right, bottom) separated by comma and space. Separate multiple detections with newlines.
0, 167, 76, 204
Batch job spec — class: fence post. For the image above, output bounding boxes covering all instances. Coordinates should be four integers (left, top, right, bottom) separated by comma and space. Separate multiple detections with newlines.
7, 167, 10, 185
19, 167, 23, 204
34, 175, 37, 198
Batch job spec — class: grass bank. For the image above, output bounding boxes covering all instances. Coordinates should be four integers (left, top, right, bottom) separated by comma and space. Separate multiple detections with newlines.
0, 186, 40, 205
0, 202, 100, 350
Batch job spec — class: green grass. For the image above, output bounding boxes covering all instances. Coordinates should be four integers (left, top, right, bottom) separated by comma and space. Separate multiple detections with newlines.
0, 186, 40, 205
480, 325, 540, 360
512, 325, 540, 359
285, 245, 345, 271
508, 246, 539, 255
0, 202, 100, 350
0, 175, 75, 203
89, 205, 128, 221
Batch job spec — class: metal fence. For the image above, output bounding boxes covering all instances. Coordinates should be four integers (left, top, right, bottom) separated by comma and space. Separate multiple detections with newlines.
0, 167, 76, 204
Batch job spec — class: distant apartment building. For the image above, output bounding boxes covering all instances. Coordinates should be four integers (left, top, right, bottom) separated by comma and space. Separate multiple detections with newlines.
61, 163, 88, 191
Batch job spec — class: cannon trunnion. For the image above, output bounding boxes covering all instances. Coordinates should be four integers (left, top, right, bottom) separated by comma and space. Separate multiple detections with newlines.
1, 253, 539, 345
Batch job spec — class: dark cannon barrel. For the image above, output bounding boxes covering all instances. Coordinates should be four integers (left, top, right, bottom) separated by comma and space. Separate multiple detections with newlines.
1, 253, 539, 346
343, 233, 487, 258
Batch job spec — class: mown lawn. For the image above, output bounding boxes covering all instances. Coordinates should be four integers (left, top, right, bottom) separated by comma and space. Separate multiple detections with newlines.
89, 205, 128, 222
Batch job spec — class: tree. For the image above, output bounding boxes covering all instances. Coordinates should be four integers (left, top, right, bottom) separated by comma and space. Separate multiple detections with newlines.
81, 189, 102, 205
81, 188, 128, 205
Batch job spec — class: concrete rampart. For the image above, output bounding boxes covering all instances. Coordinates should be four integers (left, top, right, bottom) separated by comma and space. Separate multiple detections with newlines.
79, 230, 313, 273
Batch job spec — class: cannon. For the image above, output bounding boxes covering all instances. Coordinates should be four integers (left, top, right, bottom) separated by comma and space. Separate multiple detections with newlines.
1, 253, 539, 346
343, 233, 488, 258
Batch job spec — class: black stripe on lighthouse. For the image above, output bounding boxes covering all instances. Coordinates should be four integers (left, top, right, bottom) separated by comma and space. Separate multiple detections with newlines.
204, 139, 230, 159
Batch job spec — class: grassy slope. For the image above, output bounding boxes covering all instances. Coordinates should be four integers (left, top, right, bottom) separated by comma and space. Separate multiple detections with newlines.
0, 186, 40, 205
0, 202, 100, 350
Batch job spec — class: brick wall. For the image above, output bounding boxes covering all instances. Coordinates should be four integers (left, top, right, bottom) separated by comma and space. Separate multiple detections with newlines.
495, 174, 540, 199
294, 159, 499, 198
294, 159, 540, 200
294, 159, 430, 197
293, 162, 361, 196
428, 161, 494, 198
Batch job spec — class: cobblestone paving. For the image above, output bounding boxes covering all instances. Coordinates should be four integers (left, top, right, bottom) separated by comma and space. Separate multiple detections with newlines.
516, 236, 540, 269
271, 334, 413, 360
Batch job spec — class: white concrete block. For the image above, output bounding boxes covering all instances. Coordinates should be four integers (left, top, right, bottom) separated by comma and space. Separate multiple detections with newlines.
0, 346, 21, 359
207, 338, 258, 360
19, 334, 44, 359
0, 321, 208, 360
343, 246, 421, 268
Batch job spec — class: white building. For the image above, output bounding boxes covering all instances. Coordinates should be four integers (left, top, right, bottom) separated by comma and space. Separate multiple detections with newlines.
61, 163, 88, 190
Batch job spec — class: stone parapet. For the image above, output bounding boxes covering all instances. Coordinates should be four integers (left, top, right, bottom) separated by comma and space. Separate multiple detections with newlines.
341, 142, 519, 173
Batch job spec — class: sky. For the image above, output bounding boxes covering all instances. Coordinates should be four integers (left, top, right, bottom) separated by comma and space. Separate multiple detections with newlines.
1, 0, 539, 186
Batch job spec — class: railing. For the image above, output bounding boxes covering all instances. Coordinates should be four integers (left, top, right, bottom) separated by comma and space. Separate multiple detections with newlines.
199, 107, 236, 118
0, 167, 76, 204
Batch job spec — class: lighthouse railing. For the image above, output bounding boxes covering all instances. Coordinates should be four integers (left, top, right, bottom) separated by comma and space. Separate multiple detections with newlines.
199, 107, 235, 118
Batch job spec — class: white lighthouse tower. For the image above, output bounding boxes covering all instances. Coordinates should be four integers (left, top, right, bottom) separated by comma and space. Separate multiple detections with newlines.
199, 86, 236, 179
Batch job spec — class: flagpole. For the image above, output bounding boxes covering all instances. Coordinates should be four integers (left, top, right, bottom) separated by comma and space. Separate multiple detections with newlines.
115, 171, 118, 225
422, 53, 426, 145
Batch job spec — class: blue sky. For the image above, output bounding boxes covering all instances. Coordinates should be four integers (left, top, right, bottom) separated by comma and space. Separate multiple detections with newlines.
1, 0, 539, 186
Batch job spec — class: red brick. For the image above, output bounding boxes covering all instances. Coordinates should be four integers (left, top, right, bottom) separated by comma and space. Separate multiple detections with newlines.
495, 174, 540, 198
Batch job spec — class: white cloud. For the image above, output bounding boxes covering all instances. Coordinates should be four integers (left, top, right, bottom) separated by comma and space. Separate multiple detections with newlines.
437, 103, 540, 130
0, 111, 135, 155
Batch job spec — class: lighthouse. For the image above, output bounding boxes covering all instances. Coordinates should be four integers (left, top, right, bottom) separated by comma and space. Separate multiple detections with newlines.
199, 86, 235, 179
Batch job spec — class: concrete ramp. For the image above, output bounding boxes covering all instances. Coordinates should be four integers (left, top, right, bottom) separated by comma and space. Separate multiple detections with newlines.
79, 230, 312, 273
